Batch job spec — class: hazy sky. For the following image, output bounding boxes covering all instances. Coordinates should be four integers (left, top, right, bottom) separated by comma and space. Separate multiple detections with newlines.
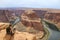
0, 0, 60, 9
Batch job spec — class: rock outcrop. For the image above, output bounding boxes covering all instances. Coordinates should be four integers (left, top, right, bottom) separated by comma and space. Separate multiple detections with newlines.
21, 10, 44, 31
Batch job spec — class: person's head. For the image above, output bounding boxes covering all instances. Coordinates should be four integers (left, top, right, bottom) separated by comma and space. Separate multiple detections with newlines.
9, 24, 12, 27
10, 24, 12, 26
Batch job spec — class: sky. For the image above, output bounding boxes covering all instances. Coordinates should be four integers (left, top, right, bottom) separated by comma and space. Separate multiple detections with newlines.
0, 0, 60, 9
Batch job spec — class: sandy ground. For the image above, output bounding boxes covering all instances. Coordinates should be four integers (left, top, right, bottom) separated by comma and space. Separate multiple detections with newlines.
0, 22, 10, 31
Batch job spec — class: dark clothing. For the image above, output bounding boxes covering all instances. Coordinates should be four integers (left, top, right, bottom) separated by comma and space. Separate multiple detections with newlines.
6, 27, 11, 34
6, 27, 14, 36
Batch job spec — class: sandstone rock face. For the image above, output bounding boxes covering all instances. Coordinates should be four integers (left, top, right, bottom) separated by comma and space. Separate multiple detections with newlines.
21, 10, 44, 39
21, 10, 44, 31
44, 13, 60, 29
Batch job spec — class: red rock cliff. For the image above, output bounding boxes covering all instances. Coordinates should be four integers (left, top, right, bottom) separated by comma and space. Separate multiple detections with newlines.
21, 10, 44, 31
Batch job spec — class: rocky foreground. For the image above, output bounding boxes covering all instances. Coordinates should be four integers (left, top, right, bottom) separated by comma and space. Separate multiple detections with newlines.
0, 22, 36, 40
0, 29, 37, 40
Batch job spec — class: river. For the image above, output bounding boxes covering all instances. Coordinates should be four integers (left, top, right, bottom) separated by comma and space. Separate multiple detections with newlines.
42, 20, 60, 40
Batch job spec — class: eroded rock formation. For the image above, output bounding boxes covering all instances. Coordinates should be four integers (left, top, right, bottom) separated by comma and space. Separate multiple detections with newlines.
21, 10, 44, 31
